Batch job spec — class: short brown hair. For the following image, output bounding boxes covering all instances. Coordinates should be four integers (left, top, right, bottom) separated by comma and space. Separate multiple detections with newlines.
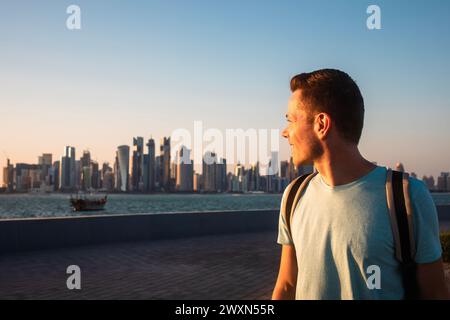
290, 69, 365, 145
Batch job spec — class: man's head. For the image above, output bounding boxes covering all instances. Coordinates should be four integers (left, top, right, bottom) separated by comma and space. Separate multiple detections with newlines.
282, 69, 365, 167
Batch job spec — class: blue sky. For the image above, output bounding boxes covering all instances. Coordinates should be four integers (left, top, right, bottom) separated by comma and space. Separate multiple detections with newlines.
1, 0, 450, 179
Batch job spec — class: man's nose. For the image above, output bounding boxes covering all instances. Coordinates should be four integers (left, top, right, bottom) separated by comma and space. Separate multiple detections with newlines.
282, 128, 289, 139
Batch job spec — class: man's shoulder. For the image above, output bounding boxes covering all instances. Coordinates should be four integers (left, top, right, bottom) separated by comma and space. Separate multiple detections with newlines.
373, 168, 428, 197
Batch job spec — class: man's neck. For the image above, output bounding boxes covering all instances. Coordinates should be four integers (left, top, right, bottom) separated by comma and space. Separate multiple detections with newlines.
313, 145, 377, 187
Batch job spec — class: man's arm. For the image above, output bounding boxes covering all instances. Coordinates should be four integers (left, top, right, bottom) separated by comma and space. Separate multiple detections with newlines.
416, 258, 449, 299
272, 245, 298, 300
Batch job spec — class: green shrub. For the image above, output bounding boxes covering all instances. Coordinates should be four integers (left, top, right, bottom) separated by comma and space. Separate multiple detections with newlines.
440, 232, 450, 263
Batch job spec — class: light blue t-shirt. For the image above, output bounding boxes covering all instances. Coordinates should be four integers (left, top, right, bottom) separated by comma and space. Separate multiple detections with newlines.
277, 166, 442, 300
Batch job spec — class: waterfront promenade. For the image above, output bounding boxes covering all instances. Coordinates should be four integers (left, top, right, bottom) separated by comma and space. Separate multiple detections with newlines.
1, 230, 449, 300
0, 231, 279, 299
1, 206, 449, 300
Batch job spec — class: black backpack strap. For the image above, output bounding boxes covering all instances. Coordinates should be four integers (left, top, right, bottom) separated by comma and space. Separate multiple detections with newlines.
386, 169, 419, 299
283, 172, 317, 237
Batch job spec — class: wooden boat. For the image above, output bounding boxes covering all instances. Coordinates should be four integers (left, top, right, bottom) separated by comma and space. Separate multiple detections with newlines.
70, 194, 107, 211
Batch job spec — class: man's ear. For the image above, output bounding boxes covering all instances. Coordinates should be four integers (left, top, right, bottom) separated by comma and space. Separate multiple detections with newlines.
315, 113, 331, 140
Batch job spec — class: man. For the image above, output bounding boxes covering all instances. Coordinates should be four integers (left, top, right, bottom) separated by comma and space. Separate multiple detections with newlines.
272, 69, 448, 300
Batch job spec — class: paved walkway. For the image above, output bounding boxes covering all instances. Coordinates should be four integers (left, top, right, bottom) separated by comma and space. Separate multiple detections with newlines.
0, 231, 280, 300
0, 231, 449, 300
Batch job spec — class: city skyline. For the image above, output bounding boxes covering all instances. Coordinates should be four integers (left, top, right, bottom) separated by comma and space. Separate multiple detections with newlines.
2, 1, 450, 181
1, 133, 449, 185
2, 137, 305, 194
3, 136, 450, 194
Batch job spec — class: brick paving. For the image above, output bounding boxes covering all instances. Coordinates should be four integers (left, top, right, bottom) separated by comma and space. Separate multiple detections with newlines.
0, 231, 449, 300
0, 231, 281, 300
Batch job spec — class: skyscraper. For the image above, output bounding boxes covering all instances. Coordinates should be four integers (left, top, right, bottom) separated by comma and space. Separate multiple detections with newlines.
193, 172, 201, 192
101, 162, 112, 188
251, 162, 261, 191
50, 161, 60, 191
437, 172, 449, 192
215, 158, 227, 192
82, 166, 92, 191
80, 150, 91, 191
280, 160, 289, 179
38, 153, 52, 166
266, 152, 280, 193
131, 137, 144, 192
287, 157, 297, 181
202, 151, 218, 192
268, 151, 279, 176
80, 150, 91, 168
15, 163, 40, 191
279, 160, 290, 191
171, 150, 177, 181
160, 137, 171, 191
114, 154, 119, 190
116, 145, 130, 192
102, 170, 115, 192
231, 162, 245, 193
155, 155, 161, 189
91, 161, 100, 190
38, 153, 52, 188
75, 160, 81, 190
2, 159, 14, 192
145, 138, 156, 192
422, 175, 435, 191
176, 145, 193, 192
60, 146, 76, 191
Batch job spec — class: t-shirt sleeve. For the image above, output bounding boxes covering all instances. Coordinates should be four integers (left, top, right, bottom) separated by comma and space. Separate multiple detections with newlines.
409, 178, 443, 264
277, 186, 294, 245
